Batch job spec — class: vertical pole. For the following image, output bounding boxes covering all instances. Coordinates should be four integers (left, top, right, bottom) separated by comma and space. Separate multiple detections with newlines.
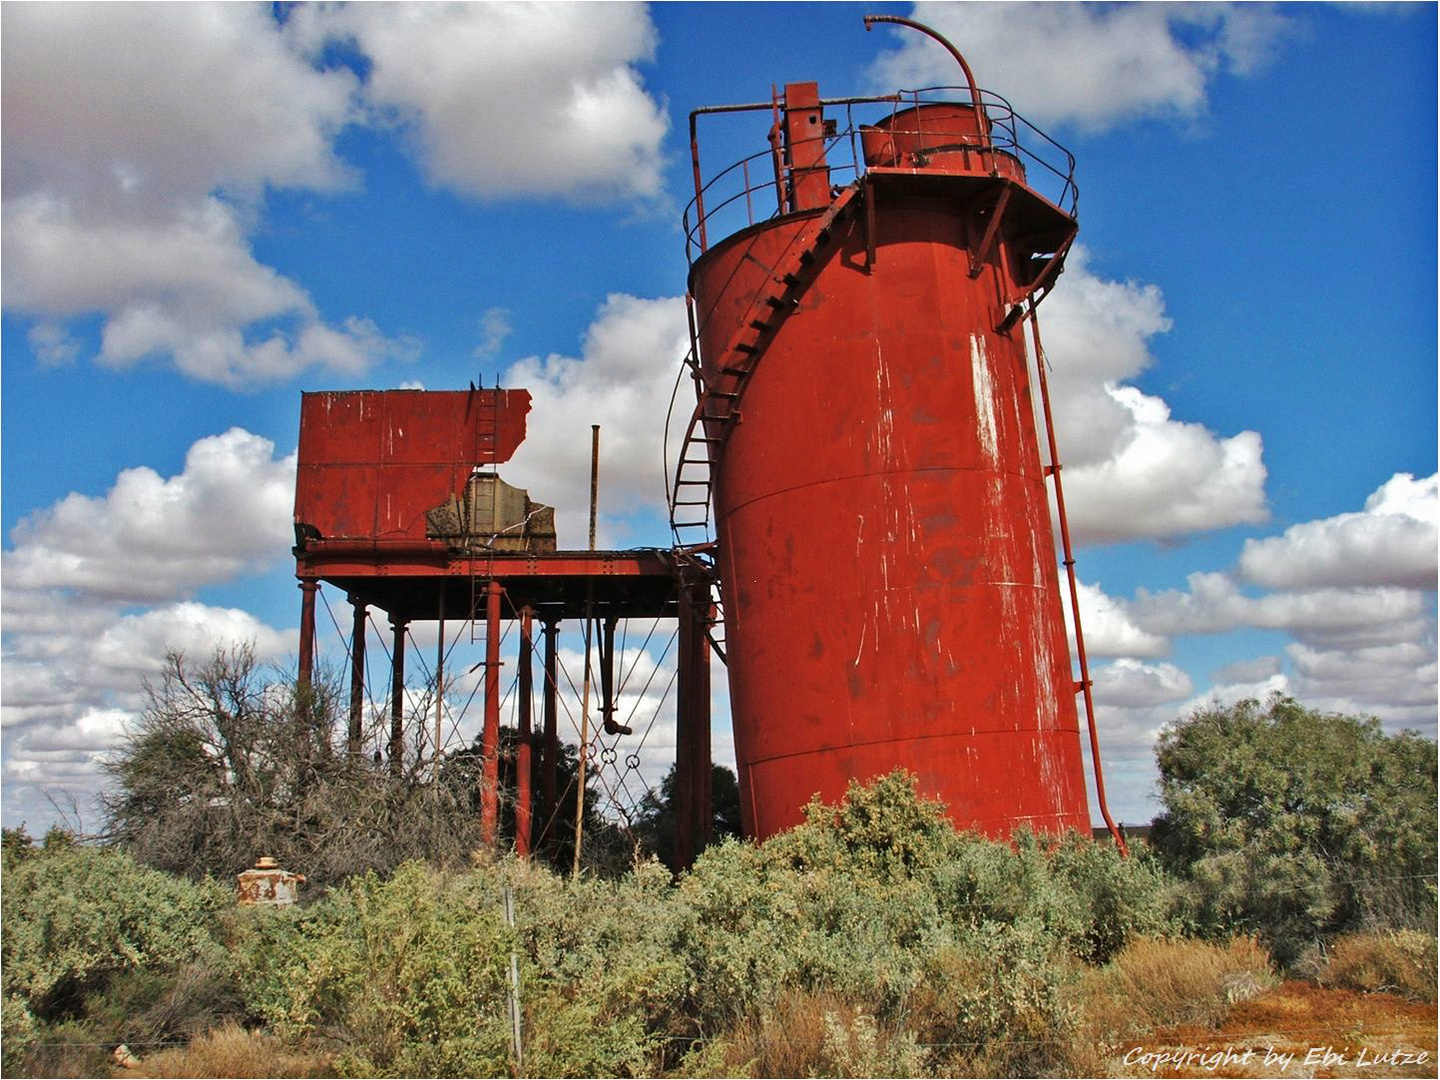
1028, 302, 1128, 857
693, 593, 714, 853
574, 426, 600, 877
433, 588, 445, 782
599, 615, 616, 733
516, 606, 534, 858
389, 616, 408, 777
503, 886, 523, 1073
297, 581, 319, 687
573, 610, 593, 878
481, 579, 503, 846
348, 596, 366, 756
588, 425, 601, 550
540, 617, 559, 848
674, 584, 696, 871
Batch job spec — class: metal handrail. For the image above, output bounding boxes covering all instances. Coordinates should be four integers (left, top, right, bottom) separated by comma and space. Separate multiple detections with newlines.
685, 86, 1077, 263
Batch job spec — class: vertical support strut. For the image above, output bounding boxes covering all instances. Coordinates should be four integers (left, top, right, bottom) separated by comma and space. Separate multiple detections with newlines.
516, 606, 534, 858
674, 580, 713, 869
297, 581, 318, 688
481, 579, 503, 846
540, 617, 560, 849
433, 589, 445, 781
691, 590, 713, 853
1027, 301, 1128, 856
347, 596, 366, 755
389, 616, 408, 777
599, 615, 617, 733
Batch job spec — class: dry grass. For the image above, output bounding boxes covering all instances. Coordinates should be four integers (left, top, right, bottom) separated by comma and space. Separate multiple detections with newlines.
695, 988, 922, 1078
1082, 937, 1277, 1043
132, 1023, 335, 1079
1319, 931, 1438, 1003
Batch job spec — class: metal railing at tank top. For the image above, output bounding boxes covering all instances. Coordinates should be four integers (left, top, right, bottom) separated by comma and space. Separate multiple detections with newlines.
683, 86, 1078, 264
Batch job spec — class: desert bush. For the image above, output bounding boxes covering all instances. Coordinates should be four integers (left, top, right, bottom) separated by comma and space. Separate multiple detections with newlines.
904, 921, 1086, 1077
1, 835, 229, 1020
673, 772, 1175, 1021
506, 855, 688, 1076
669, 772, 1177, 1075
1317, 930, 1438, 1002
1, 995, 39, 1075
235, 853, 689, 1077
1151, 694, 1438, 964
85, 958, 247, 1052
235, 861, 514, 1076
1080, 936, 1276, 1042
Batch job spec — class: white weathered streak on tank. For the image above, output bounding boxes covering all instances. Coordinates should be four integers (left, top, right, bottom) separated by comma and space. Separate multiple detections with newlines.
970, 333, 999, 465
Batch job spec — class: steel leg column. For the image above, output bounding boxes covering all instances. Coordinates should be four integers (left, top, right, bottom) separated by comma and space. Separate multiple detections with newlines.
297, 581, 319, 687
389, 616, 408, 776
516, 606, 534, 858
540, 617, 559, 849
348, 596, 366, 756
480, 580, 503, 846
693, 595, 713, 852
675, 584, 708, 870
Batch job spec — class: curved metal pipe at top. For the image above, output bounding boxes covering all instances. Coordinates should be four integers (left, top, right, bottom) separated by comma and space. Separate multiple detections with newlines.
864, 13, 993, 152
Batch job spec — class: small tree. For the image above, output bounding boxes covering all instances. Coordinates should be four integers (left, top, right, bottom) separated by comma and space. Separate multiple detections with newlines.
632, 763, 743, 870
102, 646, 638, 885
1150, 693, 1438, 963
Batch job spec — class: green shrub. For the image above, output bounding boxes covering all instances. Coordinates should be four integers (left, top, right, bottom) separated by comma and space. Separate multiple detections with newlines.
671, 771, 1178, 1074
236, 861, 513, 1076
1151, 694, 1439, 964
907, 921, 1084, 1077
1, 837, 228, 1019
1, 995, 39, 1075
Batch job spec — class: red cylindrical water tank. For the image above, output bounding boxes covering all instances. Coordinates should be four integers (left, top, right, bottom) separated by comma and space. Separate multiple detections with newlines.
690, 117, 1089, 840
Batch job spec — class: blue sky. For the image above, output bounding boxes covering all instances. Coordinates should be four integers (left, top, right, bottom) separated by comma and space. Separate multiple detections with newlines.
3, 2, 1435, 833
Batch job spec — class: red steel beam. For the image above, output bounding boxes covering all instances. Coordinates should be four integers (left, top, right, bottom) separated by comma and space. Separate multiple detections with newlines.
388, 616, 407, 777
348, 596, 366, 755
480, 579, 503, 845
516, 606, 534, 858
540, 617, 559, 850
297, 581, 318, 687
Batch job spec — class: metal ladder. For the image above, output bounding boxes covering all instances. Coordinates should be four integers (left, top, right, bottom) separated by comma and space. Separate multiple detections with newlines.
669, 182, 863, 546
668, 183, 863, 665
469, 386, 501, 644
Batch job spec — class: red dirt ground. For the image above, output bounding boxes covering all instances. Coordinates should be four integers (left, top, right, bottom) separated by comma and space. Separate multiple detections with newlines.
1106, 981, 1437, 1079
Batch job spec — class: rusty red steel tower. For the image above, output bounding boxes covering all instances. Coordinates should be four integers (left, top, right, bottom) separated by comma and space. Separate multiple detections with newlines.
671, 16, 1123, 846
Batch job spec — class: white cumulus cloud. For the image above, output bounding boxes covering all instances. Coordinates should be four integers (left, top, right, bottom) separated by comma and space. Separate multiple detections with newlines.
1238, 473, 1438, 591
501, 293, 691, 547
1132, 571, 1431, 649
1067, 580, 1169, 658
3, 1, 668, 388
868, 2, 1296, 132
1036, 251, 1269, 544
4, 428, 296, 604
290, 2, 668, 203
1093, 659, 1193, 708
